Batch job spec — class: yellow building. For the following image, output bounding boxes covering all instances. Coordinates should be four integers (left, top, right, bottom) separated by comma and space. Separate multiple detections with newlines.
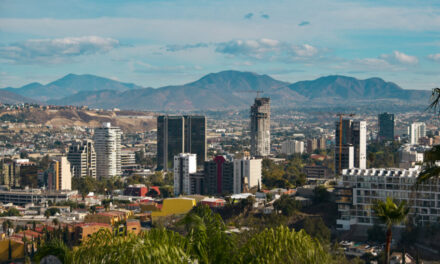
0, 239, 24, 262
84, 210, 133, 225
152, 198, 196, 220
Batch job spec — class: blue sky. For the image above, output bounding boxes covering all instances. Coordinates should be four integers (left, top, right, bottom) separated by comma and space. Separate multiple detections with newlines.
0, 0, 439, 90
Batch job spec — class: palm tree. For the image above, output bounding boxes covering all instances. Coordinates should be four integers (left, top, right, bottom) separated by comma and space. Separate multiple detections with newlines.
52, 218, 59, 227
373, 197, 409, 264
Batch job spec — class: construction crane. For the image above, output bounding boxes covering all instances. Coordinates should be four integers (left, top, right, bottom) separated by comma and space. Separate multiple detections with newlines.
336, 113, 355, 174
238, 89, 265, 98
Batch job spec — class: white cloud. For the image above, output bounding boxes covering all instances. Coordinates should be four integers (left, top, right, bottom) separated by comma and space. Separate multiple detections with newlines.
215, 38, 320, 62
380, 51, 418, 65
0, 36, 119, 64
428, 53, 440, 62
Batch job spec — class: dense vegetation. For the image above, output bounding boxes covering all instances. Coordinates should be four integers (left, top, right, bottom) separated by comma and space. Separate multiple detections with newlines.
35, 205, 351, 263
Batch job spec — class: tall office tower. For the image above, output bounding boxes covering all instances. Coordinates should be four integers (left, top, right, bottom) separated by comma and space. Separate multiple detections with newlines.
334, 119, 367, 175
306, 138, 318, 154
281, 140, 304, 155
1, 159, 36, 188
378, 112, 394, 141
47, 157, 72, 191
173, 153, 197, 196
93, 122, 122, 178
233, 158, 262, 194
409, 122, 426, 145
204, 156, 234, 195
67, 140, 96, 178
157, 115, 206, 170
250, 98, 271, 157
184, 116, 207, 167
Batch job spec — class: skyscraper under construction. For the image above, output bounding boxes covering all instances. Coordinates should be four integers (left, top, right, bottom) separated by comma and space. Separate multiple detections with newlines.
250, 97, 271, 157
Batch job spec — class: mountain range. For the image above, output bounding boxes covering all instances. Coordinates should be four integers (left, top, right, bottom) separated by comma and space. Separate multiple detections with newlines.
1, 71, 431, 110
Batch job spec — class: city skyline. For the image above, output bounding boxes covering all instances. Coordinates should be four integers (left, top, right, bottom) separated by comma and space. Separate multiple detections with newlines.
0, 0, 439, 90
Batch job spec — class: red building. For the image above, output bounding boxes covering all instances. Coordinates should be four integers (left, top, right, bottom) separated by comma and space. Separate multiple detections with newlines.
123, 185, 148, 196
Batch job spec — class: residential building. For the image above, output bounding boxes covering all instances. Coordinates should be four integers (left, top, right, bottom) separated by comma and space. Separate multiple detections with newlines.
336, 166, 440, 230
281, 140, 304, 155
250, 97, 271, 157
173, 153, 197, 196
1, 159, 36, 188
233, 158, 262, 193
121, 150, 136, 166
93, 122, 122, 178
306, 138, 318, 154
378, 112, 395, 141
67, 140, 96, 178
334, 119, 367, 175
318, 136, 327, 150
398, 144, 429, 169
204, 156, 234, 195
408, 122, 426, 145
303, 165, 330, 179
47, 157, 72, 191
157, 115, 206, 170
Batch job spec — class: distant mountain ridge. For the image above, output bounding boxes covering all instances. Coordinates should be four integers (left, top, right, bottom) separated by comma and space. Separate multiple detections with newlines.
3, 73, 143, 101
1, 71, 431, 110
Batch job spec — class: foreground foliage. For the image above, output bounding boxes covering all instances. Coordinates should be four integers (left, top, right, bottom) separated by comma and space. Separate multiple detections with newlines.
35, 205, 345, 263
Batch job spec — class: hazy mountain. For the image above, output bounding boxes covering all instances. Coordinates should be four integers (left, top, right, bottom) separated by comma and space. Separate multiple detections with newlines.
3, 71, 431, 110
49, 70, 298, 110
288, 75, 429, 102
0, 90, 40, 104
3, 74, 143, 101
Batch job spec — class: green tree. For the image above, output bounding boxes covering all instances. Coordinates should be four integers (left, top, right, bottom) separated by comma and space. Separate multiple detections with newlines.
179, 205, 236, 263
237, 226, 333, 263
313, 185, 330, 204
273, 194, 300, 216
373, 197, 409, 264
302, 217, 331, 243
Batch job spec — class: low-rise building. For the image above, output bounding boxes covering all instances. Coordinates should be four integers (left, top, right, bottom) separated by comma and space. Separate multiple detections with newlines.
151, 197, 196, 220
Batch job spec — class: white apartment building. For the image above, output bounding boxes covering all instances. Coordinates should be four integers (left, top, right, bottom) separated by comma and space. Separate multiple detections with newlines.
93, 123, 122, 178
281, 140, 304, 155
408, 122, 426, 145
233, 158, 262, 194
336, 166, 440, 230
174, 153, 197, 196
398, 144, 429, 169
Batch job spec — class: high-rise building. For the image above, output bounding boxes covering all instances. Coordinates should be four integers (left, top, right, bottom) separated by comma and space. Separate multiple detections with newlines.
47, 157, 72, 191
157, 115, 206, 170
378, 112, 394, 141
335, 119, 367, 175
281, 140, 304, 155
408, 122, 426, 145
173, 153, 197, 196
204, 156, 234, 195
250, 98, 271, 157
1, 159, 36, 188
306, 138, 318, 154
93, 123, 122, 178
318, 136, 327, 150
233, 158, 262, 193
67, 140, 96, 178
